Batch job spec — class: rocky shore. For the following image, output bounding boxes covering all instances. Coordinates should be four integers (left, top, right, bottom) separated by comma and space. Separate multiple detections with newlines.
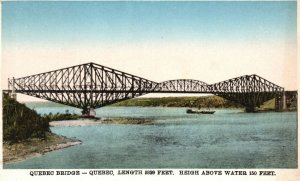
3, 132, 81, 164
3, 118, 153, 164
49, 118, 154, 127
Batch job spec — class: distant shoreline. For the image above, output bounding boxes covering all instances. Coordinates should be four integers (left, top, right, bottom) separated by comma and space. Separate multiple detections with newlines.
24, 96, 244, 109
50, 118, 154, 127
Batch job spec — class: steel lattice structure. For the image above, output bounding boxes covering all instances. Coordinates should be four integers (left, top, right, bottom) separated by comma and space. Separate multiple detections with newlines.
153, 79, 210, 93
7, 62, 284, 113
9, 63, 157, 114
209, 74, 284, 111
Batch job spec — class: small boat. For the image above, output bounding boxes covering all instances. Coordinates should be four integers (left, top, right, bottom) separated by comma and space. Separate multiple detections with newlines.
186, 109, 215, 114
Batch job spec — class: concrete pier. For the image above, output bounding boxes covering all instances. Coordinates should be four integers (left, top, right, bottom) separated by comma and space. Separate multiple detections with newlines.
7, 78, 17, 100
275, 91, 297, 111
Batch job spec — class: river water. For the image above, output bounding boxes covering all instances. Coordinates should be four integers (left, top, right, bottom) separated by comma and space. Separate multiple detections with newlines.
4, 106, 297, 169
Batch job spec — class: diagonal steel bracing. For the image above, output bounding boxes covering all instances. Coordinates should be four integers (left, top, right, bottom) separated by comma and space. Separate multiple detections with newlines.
8, 63, 284, 113
10, 63, 158, 114
209, 74, 284, 111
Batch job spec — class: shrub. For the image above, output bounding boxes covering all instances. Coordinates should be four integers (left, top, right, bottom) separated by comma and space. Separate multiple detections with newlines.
3, 93, 50, 142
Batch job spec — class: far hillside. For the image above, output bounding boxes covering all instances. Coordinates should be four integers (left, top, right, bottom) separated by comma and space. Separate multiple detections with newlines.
113, 96, 243, 108
24, 96, 276, 110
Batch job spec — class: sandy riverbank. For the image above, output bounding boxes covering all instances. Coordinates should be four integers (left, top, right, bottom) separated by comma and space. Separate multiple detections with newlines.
49, 118, 154, 127
3, 118, 152, 164
3, 132, 81, 164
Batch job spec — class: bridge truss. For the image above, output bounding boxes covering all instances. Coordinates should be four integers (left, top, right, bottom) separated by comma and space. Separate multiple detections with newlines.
8, 62, 284, 114
9, 63, 157, 114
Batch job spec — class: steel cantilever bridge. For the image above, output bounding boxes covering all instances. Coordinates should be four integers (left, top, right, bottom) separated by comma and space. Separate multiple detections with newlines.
7, 62, 284, 114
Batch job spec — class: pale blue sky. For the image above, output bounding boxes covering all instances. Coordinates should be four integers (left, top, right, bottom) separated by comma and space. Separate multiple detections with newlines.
2, 1, 298, 102
3, 1, 297, 45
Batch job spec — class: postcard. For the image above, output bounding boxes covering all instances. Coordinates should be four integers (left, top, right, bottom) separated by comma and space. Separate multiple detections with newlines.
1, 1, 298, 180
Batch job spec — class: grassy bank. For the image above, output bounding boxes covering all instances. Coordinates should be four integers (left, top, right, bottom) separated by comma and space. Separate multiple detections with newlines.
2, 93, 81, 164
102, 118, 154, 124
42, 112, 81, 121
49, 118, 154, 127
3, 93, 50, 142
25, 96, 278, 113
113, 96, 243, 108
25, 96, 241, 108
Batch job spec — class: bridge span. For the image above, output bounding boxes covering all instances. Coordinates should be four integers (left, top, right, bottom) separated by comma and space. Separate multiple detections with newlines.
6, 62, 287, 115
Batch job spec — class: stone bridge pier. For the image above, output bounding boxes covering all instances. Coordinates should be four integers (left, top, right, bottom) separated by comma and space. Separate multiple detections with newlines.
275, 91, 297, 111
4, 62, 288, 115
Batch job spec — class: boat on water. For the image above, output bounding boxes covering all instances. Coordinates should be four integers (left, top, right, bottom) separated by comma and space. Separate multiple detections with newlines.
186, 109, 215, 114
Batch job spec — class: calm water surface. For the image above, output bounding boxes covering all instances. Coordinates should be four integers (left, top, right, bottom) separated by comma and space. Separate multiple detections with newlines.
5, 106, 297, 168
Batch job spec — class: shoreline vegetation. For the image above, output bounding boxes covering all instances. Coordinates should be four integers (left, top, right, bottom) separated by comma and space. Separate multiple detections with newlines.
2, 94, 291, 164
2, 94, 82, 165
3, 117, 153, 165
26, 96, 288, 112
50, 118, 154, 127
26, 96, 244, 109
2, 93, 153, 164
112, 96, 243, 108
4, 118, 153, 164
